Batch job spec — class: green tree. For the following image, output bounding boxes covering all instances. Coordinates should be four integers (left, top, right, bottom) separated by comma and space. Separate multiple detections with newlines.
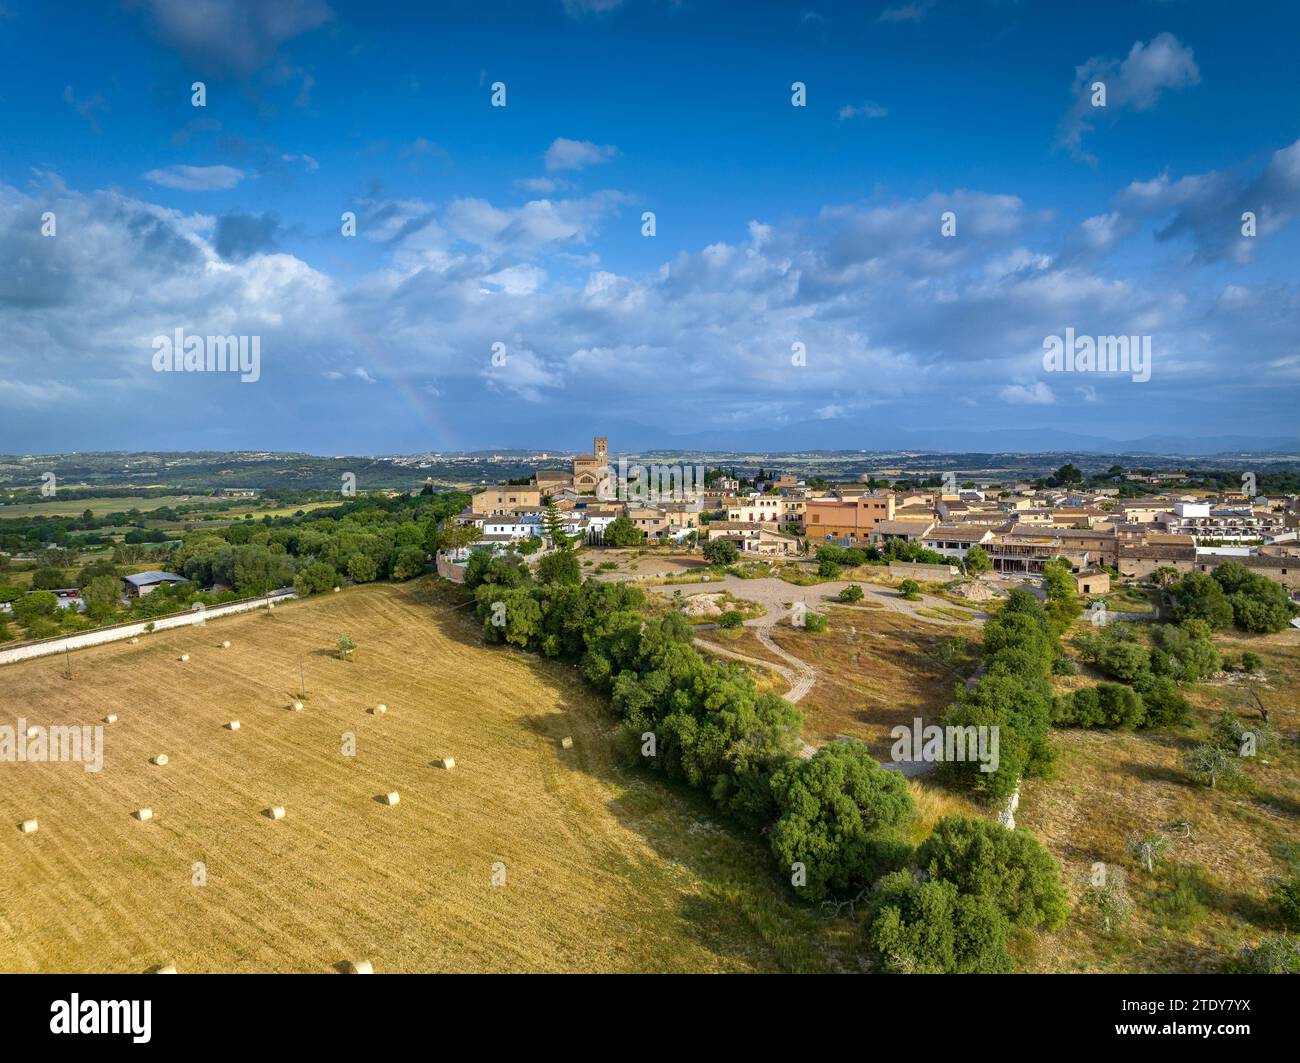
916, 816, 1068, 930
602, 516, 644, 548
31, 567, 68, 590
964, 545, 991, 577
1169, 572, 1234, 630
702, 538, 739, 565
769, 743, 915, 901
293, 560, 338, 596
838, 583, 864, 603
542, 501, 574, 549
897, 579, 921, 601
537, 549, 581, 586
336, 634, 357, 660
347, 552, 379, 583
13, 590, 60, 627
391, 546, 428, 580
81, 575, 121, 619
1184, 743, 1238, 789
865, 871, 1013, 974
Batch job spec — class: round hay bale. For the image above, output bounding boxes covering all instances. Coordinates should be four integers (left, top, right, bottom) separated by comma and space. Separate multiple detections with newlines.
154, 964, 177, 974
266, 806, 286, 820
18, 819, 38, 834
103, 714, 117, 724
129, 637, 139, 645
290, 701, 304, 712
221, 640, 231, 649
134, 808, 153, 822
371, 703, 387, 715
226, 720, 240, 731
382, 791, 400, 805
560, 736, 573, 749
346, 960, 373, 974
437, 757, 456, 770
178, 653, 189, 663
151, 754, 168, 767
333, 586, 340, 593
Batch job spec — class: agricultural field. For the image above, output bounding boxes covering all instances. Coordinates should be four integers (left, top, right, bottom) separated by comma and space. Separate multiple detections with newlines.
0, 582, 860, 974
0, 494, 200, 518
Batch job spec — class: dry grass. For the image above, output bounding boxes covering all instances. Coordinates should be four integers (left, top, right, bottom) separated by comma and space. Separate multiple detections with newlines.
767, 605, 976, 752
0, 582, 854, 973
1018, 625, 1300, 973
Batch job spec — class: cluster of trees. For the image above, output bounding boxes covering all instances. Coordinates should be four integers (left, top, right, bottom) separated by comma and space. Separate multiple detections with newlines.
1063, 620, 1209, 730
864, 816, 1068, 973
0, 491, 470, 641
942, 589, 1057, 800
465, 554, 802, 827
1169, 562, 1296, 634
814, 540, 947, 576
459, 559, 1067, 972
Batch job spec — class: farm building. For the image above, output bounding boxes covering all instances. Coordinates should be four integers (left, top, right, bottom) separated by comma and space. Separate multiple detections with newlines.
121, 571, 188, 598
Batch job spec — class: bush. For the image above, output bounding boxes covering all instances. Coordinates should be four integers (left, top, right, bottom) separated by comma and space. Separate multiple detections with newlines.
915, 816, 1068, 930
718, 610, 744, 630
898, 579, 921, 601
817, 557, 841, 579
769, 743, 914, 902
335, 634, 357, 660
864, 872, 1013, 974
1234, 936, 1300, 974
1242, 651, 1263, 673
1053, 683, 1145, 729
802, 611, 828, 633
838, 583, 864, 603
537, 549, 581, 586
1271, 874, 1300, 931
702, 539, 739, 566
602, 516, 644, 548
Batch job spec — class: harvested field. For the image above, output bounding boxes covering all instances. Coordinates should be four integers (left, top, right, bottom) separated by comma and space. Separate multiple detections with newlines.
0, 582, 853, 973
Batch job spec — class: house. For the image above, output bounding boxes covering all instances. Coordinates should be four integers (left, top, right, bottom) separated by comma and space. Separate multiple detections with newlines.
741, 528, 801, 556
804, 493, 896, 544
872, 519, 935, 544
921, 524, 994, 560
1073, 570, 1111, 595
471, 485, 542, 515
122, 571, 188, 598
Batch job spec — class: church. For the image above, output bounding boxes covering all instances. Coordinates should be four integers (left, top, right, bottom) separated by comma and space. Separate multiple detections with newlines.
571, 435, 608, 492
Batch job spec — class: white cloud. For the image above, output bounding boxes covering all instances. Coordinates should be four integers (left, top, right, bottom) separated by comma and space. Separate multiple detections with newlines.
144, 165, 245, 191
838, 101, 889, 121
1000, 382, 1056, 405
543, 138, 618, 172
1057, 33, 1200, 162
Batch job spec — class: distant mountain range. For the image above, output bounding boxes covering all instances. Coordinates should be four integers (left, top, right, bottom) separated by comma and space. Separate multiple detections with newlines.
485, 419, 1300, 459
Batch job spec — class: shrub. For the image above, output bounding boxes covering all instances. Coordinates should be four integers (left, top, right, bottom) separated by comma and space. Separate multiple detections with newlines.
718, 610, 744, 630
915, 816, 1068, 930
769, 743, 914, 901
702, 539, 739, 565
817, 557, 841, 579
1273, 875, 1300, 932
898, 579, 921, 601
803, 611, 828, 633
865, 872, 1013, 974
1242, 651, 1263, 673
838, 583, 864, 603
1233, 936, 1300, 974
335, 634, 357, 660
1053, 683, 1145, 729
1184, 744, 1239, 789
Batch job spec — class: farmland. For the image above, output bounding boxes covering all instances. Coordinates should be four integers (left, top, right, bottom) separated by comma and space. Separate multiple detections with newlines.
0, 581, 855, 973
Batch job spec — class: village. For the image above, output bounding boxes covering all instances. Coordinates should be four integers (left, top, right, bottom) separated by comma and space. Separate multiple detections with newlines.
439, 433, 1300, 600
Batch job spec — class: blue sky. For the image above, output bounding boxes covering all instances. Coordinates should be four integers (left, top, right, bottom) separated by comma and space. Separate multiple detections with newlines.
0, 0, 1297, 455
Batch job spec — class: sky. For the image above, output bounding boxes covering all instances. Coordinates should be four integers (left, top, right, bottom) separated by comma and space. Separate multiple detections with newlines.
0, 0, 1297, 456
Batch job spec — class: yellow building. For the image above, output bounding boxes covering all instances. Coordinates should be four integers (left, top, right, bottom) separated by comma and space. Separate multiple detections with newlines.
573, 435, 608, 493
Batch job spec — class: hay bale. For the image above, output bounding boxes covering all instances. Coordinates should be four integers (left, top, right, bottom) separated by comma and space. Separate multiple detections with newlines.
151, 754, 169, 766
226, 720, 240, 731
346, 959, 373, 974
134, 808, 153, 822
291, 700, 304, 712
18, 819, 38, 834
129, 637, 139, 645
370, 703, 387, 715
560, 736, 573, 749
221, 640, 231, 649
265, 806, 286, 820
179, 653, 189, 662
103, 714, 117, 724
333, 586, 340, 593
437, 757, 456, 770
154, 964, 177, 974
382, 791, 400, 805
